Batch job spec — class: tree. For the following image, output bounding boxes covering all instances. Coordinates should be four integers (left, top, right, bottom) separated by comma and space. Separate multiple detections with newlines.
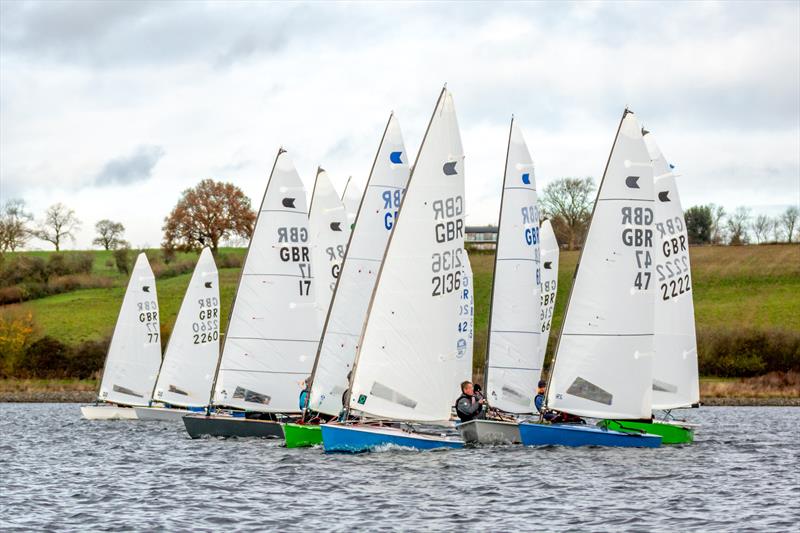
778, 206, 799, 243
684, 205, 713, 244
709, 203, 727, 244
162, 179, 255, 253
751, 214, 773, 244
0, 199, 33, 252
726, 206, 751, 245
92, 220, 127, 250
539, 177, 596, 250
34, 203, 81, 252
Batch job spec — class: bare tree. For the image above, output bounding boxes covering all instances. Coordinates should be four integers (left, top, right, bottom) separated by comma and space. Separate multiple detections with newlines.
539, 177, 596, 250
778, 206, 799, 243
726, 206, 751, 245
0, 198, 33, 252
709, 203, 727, 244
92, 219, 127, 250
751, 214, 774, 244
35, 203, 81, 251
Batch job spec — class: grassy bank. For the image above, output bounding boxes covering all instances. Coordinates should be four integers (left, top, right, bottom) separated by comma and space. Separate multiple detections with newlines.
1, 244, 798, 380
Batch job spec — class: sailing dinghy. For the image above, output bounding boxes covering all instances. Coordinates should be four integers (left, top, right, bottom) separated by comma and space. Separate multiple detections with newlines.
599, 131, 699, 444
81, 253, 161, 420
134, 248, 219, 421
321, 88, 467, 452
459, 118, 541, 445
284, 114, 410, 448
519, 109, 662, 448
183, 149, 317, 439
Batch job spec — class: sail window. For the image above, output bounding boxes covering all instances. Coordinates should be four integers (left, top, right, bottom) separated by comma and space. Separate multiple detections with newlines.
369, 382, 417, 409
501, 385, 530, 407
652, 380, 678, 393
566, 377, 613, 405
112, 385, 143, 398
168, 385, 189, 396
233, 386, 271, 405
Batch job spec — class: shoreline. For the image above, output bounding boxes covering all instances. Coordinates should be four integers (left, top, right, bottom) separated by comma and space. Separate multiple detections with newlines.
0, 391, 798, 406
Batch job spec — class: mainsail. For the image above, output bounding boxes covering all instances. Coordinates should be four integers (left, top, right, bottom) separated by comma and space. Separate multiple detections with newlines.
539, 219, 559, 361
484, 118, 542, 414
212, 149, 317, 413
152, 247, 220, 408
98, 253, 162, 406
308, 114, 409, 417
547, 110, 655, 420
646, 133, 700, 410
347, 88, 465, 422
341, 176, 362, 234
308, 169, 348, 326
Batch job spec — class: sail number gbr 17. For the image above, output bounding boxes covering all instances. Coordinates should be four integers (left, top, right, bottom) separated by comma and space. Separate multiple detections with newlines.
432, 195, 464, 297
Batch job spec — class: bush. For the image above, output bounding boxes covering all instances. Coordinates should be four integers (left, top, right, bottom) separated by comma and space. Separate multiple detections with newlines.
18, 336, 71, 379
69, 252, 95, 275
114, 247, 130, 275
47, 254, 70, 277
0, 286, 25, 305
67, 338, 109, 379
217, 253, 243, 269
0, 309, 37, 377
0, 255, 48, 286
698, 327, 800, 377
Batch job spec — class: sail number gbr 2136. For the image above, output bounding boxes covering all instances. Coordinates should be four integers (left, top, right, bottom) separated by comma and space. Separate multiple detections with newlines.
431, 196, 464, 297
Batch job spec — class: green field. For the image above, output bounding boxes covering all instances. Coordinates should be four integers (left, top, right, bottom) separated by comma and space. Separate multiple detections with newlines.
3, 244, 799, 376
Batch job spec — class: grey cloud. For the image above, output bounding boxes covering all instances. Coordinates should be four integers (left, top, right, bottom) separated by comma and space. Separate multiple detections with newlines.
94, 145, 165, 187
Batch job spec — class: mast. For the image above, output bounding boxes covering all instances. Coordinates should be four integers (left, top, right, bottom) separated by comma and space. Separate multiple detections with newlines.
344, 87, 447, 419
542, 109, 630, 415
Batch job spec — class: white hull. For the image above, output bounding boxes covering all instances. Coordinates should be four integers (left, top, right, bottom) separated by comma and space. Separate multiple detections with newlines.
458, 419, 521, 444
81, 405, 139, 420
133, 406, 192, 421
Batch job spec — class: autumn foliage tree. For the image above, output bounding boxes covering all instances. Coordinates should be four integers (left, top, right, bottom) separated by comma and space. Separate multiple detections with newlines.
539, 177, 596, 250
162, 179, 256, 253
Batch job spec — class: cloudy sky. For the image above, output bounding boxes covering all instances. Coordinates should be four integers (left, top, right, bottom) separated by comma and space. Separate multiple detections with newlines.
1, 1, 798, 250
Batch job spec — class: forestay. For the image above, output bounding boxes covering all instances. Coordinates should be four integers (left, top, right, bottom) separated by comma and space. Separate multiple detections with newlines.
485, 119, 542, 414
539, 220, 559, 361
98, 253, 162, 406
348, 89, 465, 422
547, 110, 655, 420
212, 150, 317, 413
152, 247, 220, 408
341, 176, 362, 234
309, 169, 348, 326
309, 114, 409, 417
646, 133, 699, 410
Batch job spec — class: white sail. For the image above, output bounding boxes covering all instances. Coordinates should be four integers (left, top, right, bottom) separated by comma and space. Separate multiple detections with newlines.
485, 119, 542, 414
152, 247, 220, 408
457, 253, 474, 384
212, 150, 317, 413
98, 253, 162, 406
348, 88, 465, 422
309, 169, 349, 327
547, 110, 655, 420
539, 219, 560, 362
309, 114, 409, 416
341, 176, 362, 234
645, 133, 699, 410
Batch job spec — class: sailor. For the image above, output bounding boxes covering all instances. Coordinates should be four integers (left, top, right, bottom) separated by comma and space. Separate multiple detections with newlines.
455, 381, 486, 423
298, 376, 311, 411
535, 379, 558, 422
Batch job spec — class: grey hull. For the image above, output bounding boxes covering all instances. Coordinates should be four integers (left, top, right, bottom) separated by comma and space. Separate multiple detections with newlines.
183, 414, 285, 439
133, 407, 190, 421
458, 419, 521, 444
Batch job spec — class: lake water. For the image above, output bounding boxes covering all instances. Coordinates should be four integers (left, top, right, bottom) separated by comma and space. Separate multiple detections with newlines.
1, 404, 798, 531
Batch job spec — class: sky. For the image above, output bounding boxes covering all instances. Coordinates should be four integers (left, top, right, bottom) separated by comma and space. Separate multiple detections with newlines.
1, 0, 798, 250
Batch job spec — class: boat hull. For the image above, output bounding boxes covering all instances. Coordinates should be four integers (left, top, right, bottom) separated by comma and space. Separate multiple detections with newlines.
321, 424, 464, 453
80, 405, 138, 420
519, 422, 662, 448
183, 414, 285, 439
133, 406, 191, 422
283, 423, 323, 448
599, 419, 694, 444
458, 419, 521, 444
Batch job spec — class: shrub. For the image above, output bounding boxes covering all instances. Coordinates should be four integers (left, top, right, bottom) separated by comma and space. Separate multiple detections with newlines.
0, 255, 48, 286
0, 309, 37, 377
217, 253, 243, 269
114, 247, 130, 275
18, 336, 71, 379
697, 327, 800, 377
68, 338, 109, 379
47, 253, 70, 277
69, 252, 95, 274
0, 286, 24, 305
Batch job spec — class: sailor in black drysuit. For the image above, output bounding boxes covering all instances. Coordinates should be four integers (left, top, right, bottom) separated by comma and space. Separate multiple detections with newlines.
455, 381, 486, 423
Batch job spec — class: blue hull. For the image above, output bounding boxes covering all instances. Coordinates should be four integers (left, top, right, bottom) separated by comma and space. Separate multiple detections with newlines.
519, 422, 662, 448
321, 424, 464, 453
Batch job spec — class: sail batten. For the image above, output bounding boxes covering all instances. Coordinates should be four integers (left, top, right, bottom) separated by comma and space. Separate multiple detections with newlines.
547, 110, 656, 420
484, 119, 542, 414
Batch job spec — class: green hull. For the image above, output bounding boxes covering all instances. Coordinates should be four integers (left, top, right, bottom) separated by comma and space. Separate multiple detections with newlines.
599, 420, 694, 444
283, 423, 322, 448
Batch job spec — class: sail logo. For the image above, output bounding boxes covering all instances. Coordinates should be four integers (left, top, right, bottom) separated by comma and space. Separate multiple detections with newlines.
625, 176, 640, 189
456, 338, 467, 358
204, 282, 213, 288
522, 173, 531, 185
442, 161, 458, 175
390, 151, 403, 164
282, 197, 296, 208
330, 222, 342, 232
658, 191, 671, 202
